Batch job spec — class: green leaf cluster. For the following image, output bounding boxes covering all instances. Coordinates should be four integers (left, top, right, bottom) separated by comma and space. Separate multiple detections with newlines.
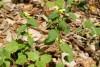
44, 29, 59, 44
48, 11, 59, 20
60, 42, 73, 62
35, 54, 52, 67
83, 20, 100, 36
17, 12, 38, 37
26, 51, 39, 61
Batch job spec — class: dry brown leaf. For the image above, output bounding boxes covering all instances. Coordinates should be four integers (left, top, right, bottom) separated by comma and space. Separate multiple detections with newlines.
5, 29, 12, 42
23, 4, 33, 13
6, 18, 15, 25
81, 57, 96, 67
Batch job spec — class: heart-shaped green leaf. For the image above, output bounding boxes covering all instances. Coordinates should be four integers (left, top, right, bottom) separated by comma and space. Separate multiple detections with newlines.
17, 25, 27, 37
40, 54, 52, 64
27, 18, 38, 27
16, 53, 27, 65
44, 29, 59, 44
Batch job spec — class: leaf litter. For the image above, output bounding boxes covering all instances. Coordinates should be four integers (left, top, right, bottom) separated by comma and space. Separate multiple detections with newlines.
0, 0, 100, 67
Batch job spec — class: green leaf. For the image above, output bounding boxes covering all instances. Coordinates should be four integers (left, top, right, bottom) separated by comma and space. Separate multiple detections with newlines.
28, 64, 35, 67
65, 7, 71, 12
20, 12, 25, 18
60, 43, 73, 54
56, 63, 64, 67
0, 1, 3, 9
48, 11, 59, 20
0, 59, 3, 66
27, 36, 34, 46
46, 1, 55, 7
0, 48, 4, 57
36, 61, 46, 67
83, 20, 95, 29
4, 61, 10, 67
64, 54, 73, 62
60, 42, 73, 62
17, 25, 27, 36
3, 49, 10, 59
26, 51, 39, 61
81, 29, 86, 36
44, 29, 59, 44
0, 48, 10, 59
69, 13, 77, 20
27, 18, 38, 27
78, 2, 88, 11
56, 0, 64, 8
83, 20, 96, 35
18, 44, 26, 50
5, 41, 19, 53
96, 28, 100, 35
67, 0, 74, 4
41, 54, 52, 64
59, 20, 70, 32
16, 53, 26, 65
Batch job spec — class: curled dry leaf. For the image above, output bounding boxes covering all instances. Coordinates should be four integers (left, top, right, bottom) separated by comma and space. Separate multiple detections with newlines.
11, 23, 19, 31
6, 18, 15, 25
36, 18, 42, 25
30, 8, 38, 15
21, 19, 27, 24
81, 57, 96, 67
0, 19, 10, 34
39, 21, 47, 31
23, 4, 33, 13
5, 29, 12, 42
89, 44, 96, 51
41, 14, 48, 22
3, 3, 16, 11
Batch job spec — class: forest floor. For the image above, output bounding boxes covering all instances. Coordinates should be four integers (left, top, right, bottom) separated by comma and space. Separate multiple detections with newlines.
0, 0, 100, 67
